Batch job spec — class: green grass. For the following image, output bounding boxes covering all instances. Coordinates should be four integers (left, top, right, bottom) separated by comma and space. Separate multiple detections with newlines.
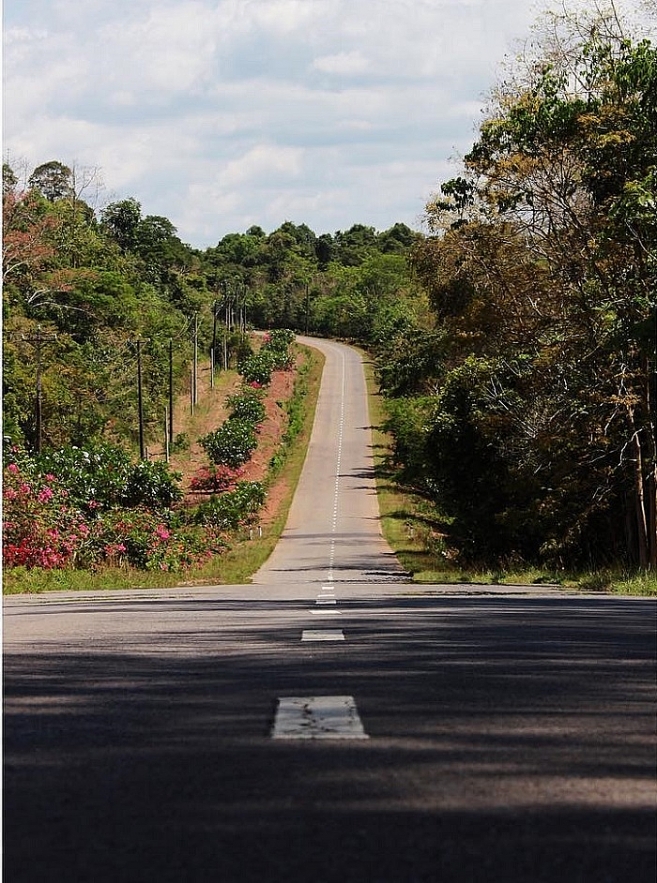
2, 565, 196, 594
360, 351, 657, 597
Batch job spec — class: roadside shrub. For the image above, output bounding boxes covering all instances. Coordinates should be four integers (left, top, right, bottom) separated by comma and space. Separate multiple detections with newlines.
33, 443, 132, 509
123, 460, 183, 509
27, 443, 182, 511
262, 328, 295, 369
238, 351, 275, 385
383, 396, 435, 481
96, 509, 226, 571
171, 432, 190, 452
3, 463, 90, 569
2, 453, 219, 573
200, 418, 258, 467
264, 328, 295, 350
226, 388, 266, 425
195, 481, 266, 529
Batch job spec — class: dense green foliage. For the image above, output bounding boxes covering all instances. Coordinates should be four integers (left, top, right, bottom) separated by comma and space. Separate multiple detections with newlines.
378, 13, 657, 571
2, 161, 425, 455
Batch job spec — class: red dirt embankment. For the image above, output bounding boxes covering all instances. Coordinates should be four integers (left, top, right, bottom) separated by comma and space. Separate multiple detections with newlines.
161, 352, 302, 524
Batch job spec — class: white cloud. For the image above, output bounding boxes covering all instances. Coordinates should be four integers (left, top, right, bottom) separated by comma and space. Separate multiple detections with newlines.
218, 144, 305, 187
3, 0, 557, 245
312, 51, 370, 75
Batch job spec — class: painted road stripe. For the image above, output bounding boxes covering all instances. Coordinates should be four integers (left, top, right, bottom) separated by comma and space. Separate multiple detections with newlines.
272, 696, 368, 740
316, 598, 337, 605
301, 630, 345, 642
311, 609, 342, 616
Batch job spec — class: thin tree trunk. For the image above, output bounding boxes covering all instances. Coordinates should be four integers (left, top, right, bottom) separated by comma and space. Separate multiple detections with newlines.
628, 413, 649, 568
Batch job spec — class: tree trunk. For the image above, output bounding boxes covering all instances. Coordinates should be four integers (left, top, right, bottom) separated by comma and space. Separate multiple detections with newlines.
627, 401, 656, 569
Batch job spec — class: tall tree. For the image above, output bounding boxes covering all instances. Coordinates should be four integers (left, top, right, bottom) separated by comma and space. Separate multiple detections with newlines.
28, 161, 74, 202
406, 4, 656, 567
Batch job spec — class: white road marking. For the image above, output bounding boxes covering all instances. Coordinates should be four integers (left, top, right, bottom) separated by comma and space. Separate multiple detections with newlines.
326, 351, 347, 583
316, 598, 337, 605
311, 609, 342, 616
272, 696, 368, 739
301, 630, 345, 642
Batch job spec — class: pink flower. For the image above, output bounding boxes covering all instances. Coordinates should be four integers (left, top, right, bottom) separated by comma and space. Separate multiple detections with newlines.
38, 487, 54, 503
4, 488, 18, 500
154, 525, 171, 541
7, 463, 19, 474
45, 474, 56, 483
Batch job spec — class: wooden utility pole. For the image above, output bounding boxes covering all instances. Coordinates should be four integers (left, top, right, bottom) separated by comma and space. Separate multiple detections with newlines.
22, 326, 57, 455
193, 313, 199, 406
304, 281, 310, 335
211, 298, 219, 379
169, 339, 174, 446
137, 339, 146, 460
137, 340, 146, 460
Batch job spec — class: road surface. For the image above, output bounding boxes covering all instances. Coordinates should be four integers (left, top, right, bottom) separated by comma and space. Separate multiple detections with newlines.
253, 336, 403, 584
3, 338, 656, 882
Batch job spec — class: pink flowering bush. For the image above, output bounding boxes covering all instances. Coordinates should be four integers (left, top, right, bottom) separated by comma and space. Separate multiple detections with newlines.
95, 509, 226, 571
2, 463, 91, 569
2, 452, 228, 573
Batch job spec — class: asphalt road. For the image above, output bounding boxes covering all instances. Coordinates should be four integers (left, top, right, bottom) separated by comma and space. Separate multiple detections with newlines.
253, 336, 403, 584
3, 339, 656, 882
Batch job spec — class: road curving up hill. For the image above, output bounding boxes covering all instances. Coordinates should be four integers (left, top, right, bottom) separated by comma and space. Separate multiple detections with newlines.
253, 336, 405, 584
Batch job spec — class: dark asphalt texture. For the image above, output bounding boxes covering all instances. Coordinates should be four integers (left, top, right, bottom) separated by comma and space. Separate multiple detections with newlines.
3, 591, 656, 883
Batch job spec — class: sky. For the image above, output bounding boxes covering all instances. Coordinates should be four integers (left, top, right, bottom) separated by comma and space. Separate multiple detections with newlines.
0, 0, 610, 247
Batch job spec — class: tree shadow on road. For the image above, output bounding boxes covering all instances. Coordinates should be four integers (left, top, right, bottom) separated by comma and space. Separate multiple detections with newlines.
4, 596, 656, 883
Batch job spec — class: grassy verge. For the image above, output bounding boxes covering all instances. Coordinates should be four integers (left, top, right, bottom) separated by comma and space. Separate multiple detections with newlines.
2, 344, 325, 594
361, 351, 657, 597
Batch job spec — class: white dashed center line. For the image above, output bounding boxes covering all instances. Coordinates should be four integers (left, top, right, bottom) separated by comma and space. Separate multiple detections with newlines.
327, 352, 346, 582
301, 630, 345, 642
272, 696, 368, 740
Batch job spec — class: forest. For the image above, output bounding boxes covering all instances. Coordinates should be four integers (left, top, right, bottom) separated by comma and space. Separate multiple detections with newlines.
3, 2, 656, 579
